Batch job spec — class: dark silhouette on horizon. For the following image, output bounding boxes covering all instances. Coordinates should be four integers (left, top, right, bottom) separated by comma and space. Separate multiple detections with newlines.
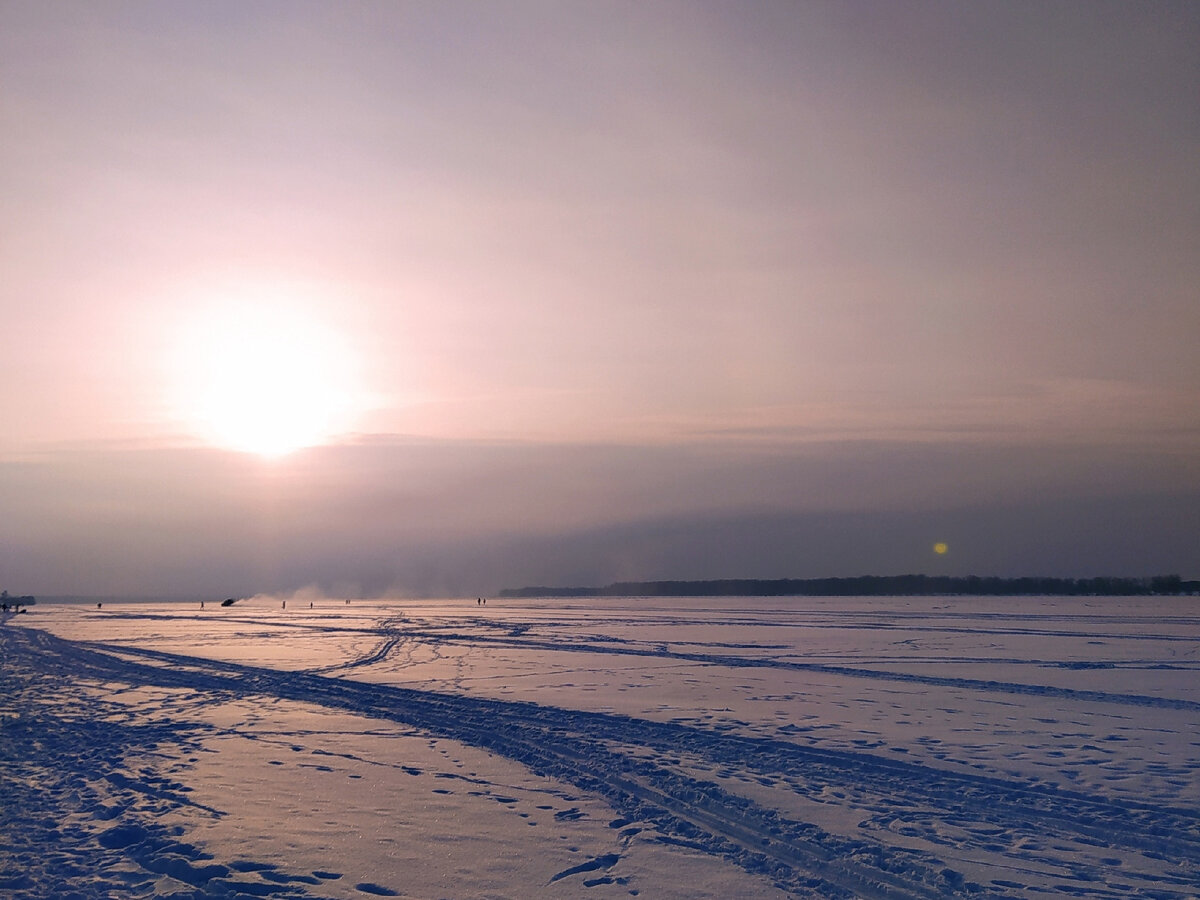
500, 574, 1193, 599
1, 590, 37, 613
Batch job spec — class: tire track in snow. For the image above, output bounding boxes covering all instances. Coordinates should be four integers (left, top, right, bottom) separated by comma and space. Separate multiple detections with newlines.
305, 616, 407, 675
8, 626, 1200, 898
383, 627, 1200, 712
5, 628, 953, 897
0, 627, 340, 900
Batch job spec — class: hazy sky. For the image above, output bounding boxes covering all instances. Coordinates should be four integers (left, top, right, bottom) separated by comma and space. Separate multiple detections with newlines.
3, 2, 1198, 597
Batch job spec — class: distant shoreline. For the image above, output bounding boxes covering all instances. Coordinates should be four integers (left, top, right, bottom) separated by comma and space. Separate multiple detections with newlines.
500, 574, 1197, 599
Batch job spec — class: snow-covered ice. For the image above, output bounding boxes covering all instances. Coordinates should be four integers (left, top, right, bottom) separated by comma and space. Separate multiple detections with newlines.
2, 595, 1198, 898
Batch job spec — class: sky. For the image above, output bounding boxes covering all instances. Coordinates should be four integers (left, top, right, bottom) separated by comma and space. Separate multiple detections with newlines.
2, 1, 1198, 598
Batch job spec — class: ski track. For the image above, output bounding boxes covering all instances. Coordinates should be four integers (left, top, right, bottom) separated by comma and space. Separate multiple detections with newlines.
322, 625, 1200, 713
102, 608, 1200, 643
4, 621, 1200, 899
306, 617, 407, 676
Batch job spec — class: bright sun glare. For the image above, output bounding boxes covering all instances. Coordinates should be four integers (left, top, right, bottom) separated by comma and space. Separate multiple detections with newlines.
167, 294, 367, 457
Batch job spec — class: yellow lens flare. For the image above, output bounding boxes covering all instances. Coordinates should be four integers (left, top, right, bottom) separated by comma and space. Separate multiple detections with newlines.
933, 542, 949, 555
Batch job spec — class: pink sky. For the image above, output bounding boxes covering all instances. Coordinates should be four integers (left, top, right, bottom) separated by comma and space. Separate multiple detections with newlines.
2, 2, 1197, 596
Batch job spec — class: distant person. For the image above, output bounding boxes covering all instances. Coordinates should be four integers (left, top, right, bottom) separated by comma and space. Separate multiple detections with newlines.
96, 602, 102, 609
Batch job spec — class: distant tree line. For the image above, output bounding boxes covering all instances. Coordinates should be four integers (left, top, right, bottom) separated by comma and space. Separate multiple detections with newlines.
499, 574, 1196, 598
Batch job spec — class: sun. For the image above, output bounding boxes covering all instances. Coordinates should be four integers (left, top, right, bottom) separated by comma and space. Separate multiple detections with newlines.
933, 542, 949, 555
166, 294, 368, 457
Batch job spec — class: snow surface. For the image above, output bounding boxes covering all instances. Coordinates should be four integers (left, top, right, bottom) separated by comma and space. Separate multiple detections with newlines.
2, 595, 1199, 898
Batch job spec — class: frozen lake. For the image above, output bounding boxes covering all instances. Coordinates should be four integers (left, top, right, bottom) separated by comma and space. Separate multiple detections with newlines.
3, 594, 1199, 898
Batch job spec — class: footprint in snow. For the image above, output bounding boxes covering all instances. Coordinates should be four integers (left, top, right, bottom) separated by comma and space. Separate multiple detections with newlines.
549, 853, 621, 883
356, 882, 399, 895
